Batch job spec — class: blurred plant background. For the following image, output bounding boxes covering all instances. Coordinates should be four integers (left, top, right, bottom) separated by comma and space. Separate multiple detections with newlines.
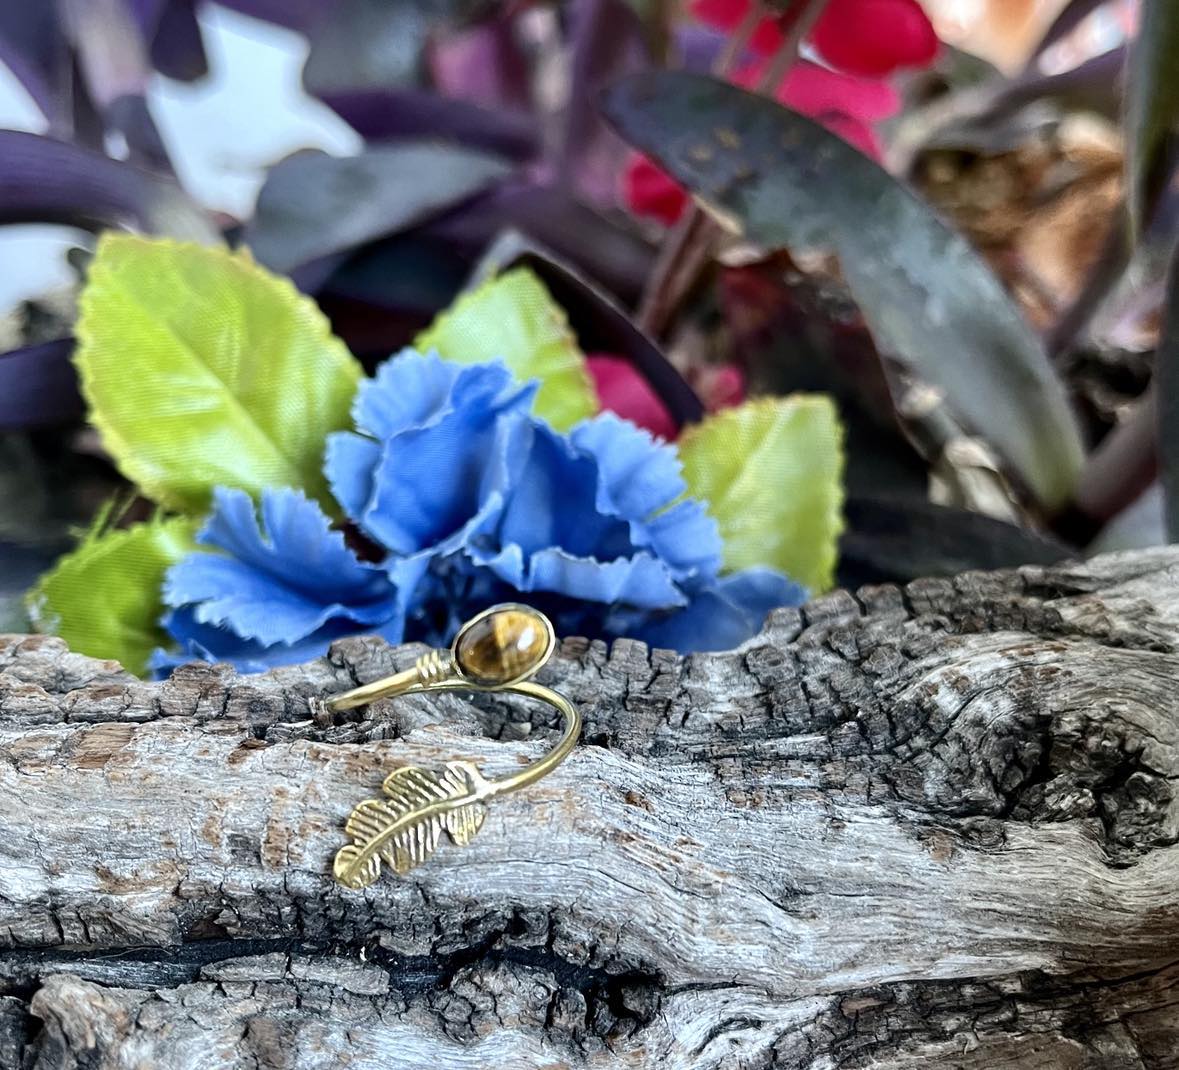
0, 0, 1175, 671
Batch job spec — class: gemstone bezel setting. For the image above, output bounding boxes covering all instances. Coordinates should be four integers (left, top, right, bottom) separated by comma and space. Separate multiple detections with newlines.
451, 603, 556, 687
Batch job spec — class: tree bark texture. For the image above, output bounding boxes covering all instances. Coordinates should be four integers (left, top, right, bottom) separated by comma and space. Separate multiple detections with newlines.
3, 549, 1179, 1068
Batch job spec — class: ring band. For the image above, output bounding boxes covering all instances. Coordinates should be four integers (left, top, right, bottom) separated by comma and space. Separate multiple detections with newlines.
326, 604, 580, 889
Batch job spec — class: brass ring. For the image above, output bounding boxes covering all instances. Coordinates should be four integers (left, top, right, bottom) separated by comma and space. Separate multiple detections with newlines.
326, 604, 580, 889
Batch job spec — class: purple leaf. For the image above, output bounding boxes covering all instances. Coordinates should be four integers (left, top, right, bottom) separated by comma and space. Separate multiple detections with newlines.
145, 0, 208, 81
317, 88, 538, 161
558, 0, 649, 207
0, 340, 82, 430
242, 143, 513, 275
60, 0, 175, 172
61, 0, 149, 102
213, 0, 330, 31
428, 13, 532, 111
0, 130, 215, 239
0, 5, 70, 129
104, 95, 175, 172
674, 24, 727, 72
423, 178, 655, 305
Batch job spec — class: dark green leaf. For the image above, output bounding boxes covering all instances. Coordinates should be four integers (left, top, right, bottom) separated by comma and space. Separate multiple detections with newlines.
302, 0, 488, 99
1156, 243, 1179, 541
243, 144, 512, 275
1126, 0, 1179, 235
838, 497, 1072, 588
601, 71, 1084, 509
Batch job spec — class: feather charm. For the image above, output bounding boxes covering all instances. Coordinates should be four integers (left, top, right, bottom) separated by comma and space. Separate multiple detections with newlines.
333, 761, 492, 889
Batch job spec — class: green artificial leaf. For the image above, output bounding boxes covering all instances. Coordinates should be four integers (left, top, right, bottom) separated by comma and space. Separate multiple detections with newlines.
1125, 0, 1179, 235
415, 266, 598, 431
677, 395, 845, 592
75, 233, 362, 514
27, 511, 198, 676
601, 72, 1084, 511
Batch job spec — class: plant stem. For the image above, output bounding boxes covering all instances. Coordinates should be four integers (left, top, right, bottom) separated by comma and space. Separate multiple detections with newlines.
635, 0, 829, 339
711, 3, 763, 75
756, 0, 827, 91
634, 4, 760, 337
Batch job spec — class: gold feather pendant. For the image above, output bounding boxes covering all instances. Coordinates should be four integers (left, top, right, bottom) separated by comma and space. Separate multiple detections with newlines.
333, 761, 493, 890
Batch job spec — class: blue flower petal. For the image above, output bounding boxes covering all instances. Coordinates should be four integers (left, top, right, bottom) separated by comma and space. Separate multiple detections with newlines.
570, 413, 723, 582
493, 419, 632, 557
326, 351, 535, 554
357, 419, 509, 555
152, 605, 408, 677
322, 434, 381, 533
473, 543, 686, 610
163, 487, 407, 647
151, 609, 336, 675
353, 349, 531, 440
637, 567, 807, 653
641, 497, 723, 584
570, 412, 686, 517
527, 548, 686, 609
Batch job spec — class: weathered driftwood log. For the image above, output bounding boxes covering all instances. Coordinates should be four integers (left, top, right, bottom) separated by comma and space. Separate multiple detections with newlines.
3, 549, 1179, 1068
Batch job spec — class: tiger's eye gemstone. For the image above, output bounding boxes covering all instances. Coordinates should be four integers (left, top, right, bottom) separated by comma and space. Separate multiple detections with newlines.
455, 607, 550, 685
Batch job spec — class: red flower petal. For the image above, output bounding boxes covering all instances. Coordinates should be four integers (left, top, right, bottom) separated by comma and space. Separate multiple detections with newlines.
811, 0, 939, 77
622, 153, 689, 226
689, 0, 749, 31
776, 61, 901, 121
732, 60, 899, 120
587, 355, 679, 441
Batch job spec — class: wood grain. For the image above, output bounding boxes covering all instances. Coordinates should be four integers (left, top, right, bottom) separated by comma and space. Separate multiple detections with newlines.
3, 549, 1179, 1067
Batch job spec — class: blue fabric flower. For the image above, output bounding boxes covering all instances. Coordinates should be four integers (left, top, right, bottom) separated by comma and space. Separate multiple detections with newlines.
325, 350, 535, 559
158, 353, 810, 672
472, 413, 723, 610
151, 612, 357, 674
636, 567, 807, 652
156, 486, 413, 671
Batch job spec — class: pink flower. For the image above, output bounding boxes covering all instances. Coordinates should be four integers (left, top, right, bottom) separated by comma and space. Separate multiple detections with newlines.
587, 355, 678, 440
623, 154, 692, 226
587, 354, 746, 440
691, 362, 746, 411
